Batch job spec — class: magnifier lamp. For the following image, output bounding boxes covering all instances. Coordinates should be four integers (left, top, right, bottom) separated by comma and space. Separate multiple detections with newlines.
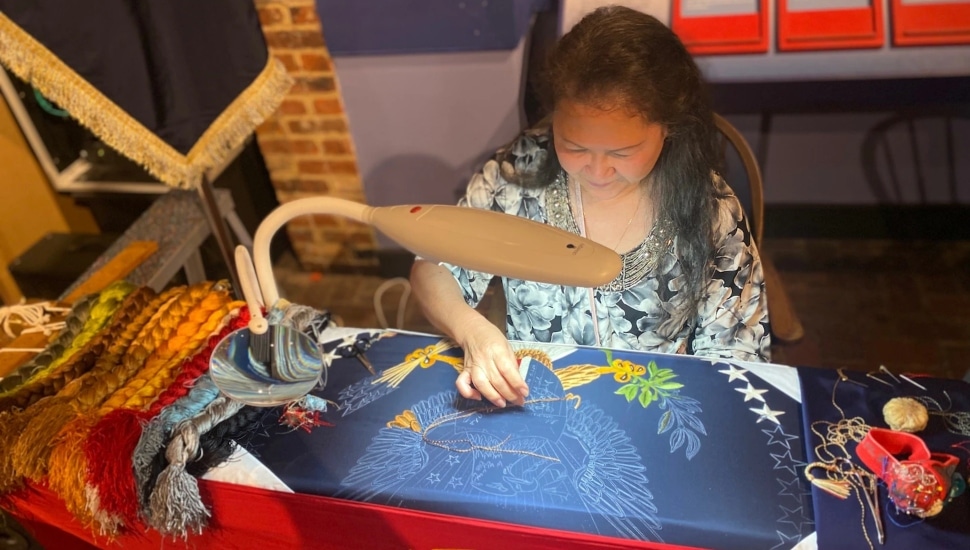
210, 197, 622, 407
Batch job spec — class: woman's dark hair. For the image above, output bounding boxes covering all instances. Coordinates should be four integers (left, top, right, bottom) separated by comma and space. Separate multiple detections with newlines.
511, 6, 723, 329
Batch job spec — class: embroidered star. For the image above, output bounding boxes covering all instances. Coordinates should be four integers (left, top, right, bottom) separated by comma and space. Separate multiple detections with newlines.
777, 476, 809, 502
762, 424, 800, 449
447, 476, 463, 488
750, 403, 785, 425
770, 449, 805, 477
446, 454, 460, 466
770, 530, 804, 550
776, 505, 813, 534
426, 473, 441, 484
735, 383, 768, 402
719, 364, 749, 383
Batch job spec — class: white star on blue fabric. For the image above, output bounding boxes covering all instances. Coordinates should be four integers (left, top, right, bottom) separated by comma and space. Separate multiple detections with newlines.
735, 383, 768, 402
750, 403, 785, 425
719, 364, 749, 383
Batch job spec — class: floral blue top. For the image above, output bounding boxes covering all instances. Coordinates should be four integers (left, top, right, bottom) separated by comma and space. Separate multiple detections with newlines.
441, 131, 771, 362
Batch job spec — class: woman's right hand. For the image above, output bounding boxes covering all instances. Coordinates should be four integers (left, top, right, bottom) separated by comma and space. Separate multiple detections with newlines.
409, 259, 527, 407
455, 315, 528, 408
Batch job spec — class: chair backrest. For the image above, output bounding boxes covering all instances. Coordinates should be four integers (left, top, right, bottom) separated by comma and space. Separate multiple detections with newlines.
861, 111, 969, 205
714, 113, 765, 246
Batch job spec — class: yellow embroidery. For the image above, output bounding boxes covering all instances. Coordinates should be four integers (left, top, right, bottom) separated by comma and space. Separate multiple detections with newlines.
387, 410, 422, 432
373, 340, 461, 388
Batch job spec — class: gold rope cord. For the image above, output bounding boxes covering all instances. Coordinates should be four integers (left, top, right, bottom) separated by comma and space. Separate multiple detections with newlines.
0, 12, 292, 189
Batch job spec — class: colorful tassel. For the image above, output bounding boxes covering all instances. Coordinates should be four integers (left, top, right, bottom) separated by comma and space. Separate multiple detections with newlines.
149, 396, 244, 537
134, 376, 221, 513
133, 310, 250, 512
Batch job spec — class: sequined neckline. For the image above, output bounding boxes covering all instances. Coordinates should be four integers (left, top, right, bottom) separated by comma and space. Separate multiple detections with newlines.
543, 172, 674, 292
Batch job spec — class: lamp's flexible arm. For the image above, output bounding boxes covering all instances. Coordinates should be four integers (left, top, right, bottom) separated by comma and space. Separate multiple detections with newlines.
251, 197, 372, 309
240, 197, 623, 331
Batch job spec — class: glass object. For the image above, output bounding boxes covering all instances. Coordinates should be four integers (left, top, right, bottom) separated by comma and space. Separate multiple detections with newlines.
210, 324, 325, 407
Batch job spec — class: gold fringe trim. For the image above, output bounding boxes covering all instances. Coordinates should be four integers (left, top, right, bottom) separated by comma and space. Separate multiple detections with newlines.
0, 12, 292, 189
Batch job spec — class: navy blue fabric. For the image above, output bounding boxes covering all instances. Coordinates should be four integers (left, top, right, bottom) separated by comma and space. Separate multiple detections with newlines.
247, 332, 813, 549
316, 0, 552, 55
798, 367, 970, 550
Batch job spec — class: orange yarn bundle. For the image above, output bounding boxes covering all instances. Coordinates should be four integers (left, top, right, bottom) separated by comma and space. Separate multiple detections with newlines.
0, 287, 156, 491
96, 286, 228, 414
9, 287, 167, 485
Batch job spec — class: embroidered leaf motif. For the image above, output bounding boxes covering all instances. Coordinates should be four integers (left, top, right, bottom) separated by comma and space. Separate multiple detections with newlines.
615, 384, 638, 402
682, 411, 708, 436
670, 428, 686, 453
638, 388, 654, 407
685, 432, 702, 460
601, 354, 707, 460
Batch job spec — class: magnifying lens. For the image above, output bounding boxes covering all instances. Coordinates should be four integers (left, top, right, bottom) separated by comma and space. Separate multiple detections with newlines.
210, 322, 324, 407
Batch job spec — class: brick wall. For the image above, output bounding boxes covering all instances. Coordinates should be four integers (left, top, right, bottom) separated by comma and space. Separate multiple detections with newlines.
253, 0, 377, 272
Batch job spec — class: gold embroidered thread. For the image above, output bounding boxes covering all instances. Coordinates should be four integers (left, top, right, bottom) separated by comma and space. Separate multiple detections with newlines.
374, 340, 461, 388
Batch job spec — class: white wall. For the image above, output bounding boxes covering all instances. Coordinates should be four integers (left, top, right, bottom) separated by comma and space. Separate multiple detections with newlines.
725, 112, 970, 205
333, 39, 529, 247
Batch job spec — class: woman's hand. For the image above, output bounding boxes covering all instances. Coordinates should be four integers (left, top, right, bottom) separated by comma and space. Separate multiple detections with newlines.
455, 316, 529, 408
409, 259, 527, 407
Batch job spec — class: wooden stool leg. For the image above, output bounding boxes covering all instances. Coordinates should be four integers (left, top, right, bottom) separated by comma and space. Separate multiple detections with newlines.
183, 249, 207, 284
762, 252, 804, 344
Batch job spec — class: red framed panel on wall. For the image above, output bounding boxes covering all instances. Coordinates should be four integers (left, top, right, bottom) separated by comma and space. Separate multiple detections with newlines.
672, 0, 769, 55
778, 0, 885, 51
891, 0, 970, 46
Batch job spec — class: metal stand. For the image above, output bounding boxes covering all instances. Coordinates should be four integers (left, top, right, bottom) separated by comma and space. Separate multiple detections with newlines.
196, 175, 243, 298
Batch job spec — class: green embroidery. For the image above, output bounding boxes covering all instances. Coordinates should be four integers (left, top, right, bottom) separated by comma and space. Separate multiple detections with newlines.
614, 360, 684, 408
606, 352, 706, 459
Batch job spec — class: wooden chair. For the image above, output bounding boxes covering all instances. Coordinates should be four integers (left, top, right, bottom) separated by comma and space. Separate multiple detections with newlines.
714, 113, 804, 344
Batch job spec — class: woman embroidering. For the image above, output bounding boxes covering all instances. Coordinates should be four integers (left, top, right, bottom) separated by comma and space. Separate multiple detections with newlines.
410, 6, 769, 408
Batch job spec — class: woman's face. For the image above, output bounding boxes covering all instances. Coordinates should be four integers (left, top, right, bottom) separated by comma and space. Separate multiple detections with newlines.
552, 99, 667, 201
